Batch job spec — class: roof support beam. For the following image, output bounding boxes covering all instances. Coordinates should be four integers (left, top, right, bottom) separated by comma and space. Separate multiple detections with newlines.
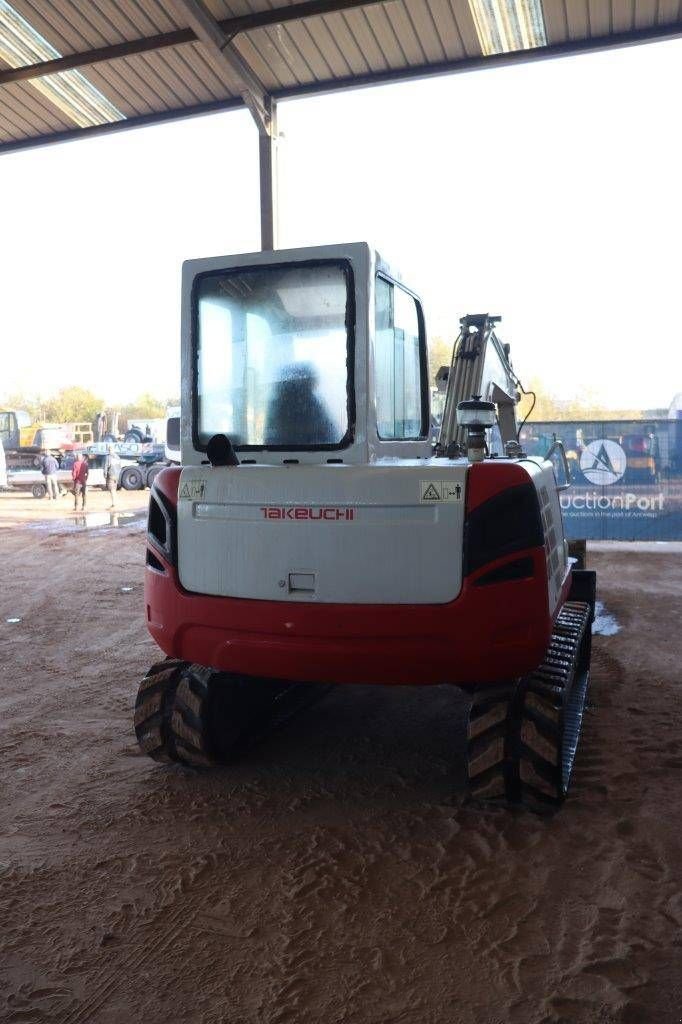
170, 0, 271, 134
171, 0, 279, 250
0, 0, 394, 88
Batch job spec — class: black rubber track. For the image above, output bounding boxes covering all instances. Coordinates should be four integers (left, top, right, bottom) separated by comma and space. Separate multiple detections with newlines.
134, 660, 332, 768
466, 684, 514, 800
133, 658, 192, 765
516, 602, 593, 810
466, 600, 593, 812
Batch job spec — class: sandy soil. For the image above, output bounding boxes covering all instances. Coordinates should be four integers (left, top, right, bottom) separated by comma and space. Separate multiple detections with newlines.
0, 511, 680, 1024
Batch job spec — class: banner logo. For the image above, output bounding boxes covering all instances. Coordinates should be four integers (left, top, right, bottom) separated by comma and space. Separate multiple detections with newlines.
580, 439, 626, 486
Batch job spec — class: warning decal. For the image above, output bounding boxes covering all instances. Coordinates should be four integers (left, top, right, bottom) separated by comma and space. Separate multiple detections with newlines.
179, 479, 206, 500
420, 480, 464, 503
441, 481, 463, 502
420, 481, 442, 501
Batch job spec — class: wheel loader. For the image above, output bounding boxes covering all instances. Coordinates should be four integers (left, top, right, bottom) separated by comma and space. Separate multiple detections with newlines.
135, 242, 595, 810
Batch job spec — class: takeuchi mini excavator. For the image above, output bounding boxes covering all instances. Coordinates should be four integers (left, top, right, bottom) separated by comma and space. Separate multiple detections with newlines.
135, 242, 596, 810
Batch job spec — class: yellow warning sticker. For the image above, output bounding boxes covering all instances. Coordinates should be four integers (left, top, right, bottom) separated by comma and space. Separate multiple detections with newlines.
420, 480, 463, 502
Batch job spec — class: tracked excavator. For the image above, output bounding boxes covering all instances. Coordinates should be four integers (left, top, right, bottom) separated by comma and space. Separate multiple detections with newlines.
135, 243, 595, 810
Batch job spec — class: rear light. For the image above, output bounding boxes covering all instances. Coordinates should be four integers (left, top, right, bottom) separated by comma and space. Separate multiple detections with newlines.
464, 483, 543, 576
474, 556, 534, 586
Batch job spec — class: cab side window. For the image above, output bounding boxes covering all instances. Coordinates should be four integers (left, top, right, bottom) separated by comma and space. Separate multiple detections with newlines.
374, 277, 426, 440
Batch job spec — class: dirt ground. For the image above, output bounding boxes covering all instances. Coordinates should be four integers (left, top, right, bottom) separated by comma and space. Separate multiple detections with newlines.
0, 503, 680, 1024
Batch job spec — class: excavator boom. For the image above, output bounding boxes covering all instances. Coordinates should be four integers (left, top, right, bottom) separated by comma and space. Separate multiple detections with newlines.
438, 314, 520, 454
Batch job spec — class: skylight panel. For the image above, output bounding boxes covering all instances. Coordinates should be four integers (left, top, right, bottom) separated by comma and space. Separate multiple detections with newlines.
0, 0, 124, 128
468, 0, 547, 56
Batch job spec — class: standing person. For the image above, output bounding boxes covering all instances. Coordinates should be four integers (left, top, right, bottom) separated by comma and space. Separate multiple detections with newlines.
40, 448, 61, 500
71, 451, 89, 511
95, 410, 107, 442
103, 443, 121, 509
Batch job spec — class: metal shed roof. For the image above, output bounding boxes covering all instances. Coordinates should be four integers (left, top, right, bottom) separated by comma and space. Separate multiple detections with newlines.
1, 0, 681, 153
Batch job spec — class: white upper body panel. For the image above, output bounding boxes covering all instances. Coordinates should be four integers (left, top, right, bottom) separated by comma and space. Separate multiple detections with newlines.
177, 458, 467, 604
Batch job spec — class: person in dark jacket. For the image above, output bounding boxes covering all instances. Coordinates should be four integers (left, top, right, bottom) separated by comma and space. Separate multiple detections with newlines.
71, 452, 89, 511
40, 449, 61, 500
264, 364, 337, 447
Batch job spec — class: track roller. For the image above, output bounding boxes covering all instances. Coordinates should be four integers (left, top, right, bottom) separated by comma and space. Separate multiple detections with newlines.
466, 599, 593, 811
134, 660, 330, 767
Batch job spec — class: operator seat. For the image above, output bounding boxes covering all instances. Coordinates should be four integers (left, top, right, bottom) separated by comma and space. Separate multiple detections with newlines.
264, 364, 337, 447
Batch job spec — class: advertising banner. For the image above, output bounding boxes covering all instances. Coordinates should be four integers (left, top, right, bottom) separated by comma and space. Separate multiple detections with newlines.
519, 420, 682, 541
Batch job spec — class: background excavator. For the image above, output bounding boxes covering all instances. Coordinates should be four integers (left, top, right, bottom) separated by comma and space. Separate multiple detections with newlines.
134, 242, 595, 811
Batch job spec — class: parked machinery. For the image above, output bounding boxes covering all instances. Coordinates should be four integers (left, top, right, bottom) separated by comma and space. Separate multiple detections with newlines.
134, 243, 595, 810
0, 410, 66, 469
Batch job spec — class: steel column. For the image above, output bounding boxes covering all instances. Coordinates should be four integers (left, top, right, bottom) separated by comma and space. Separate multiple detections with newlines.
258, 98, 278, 251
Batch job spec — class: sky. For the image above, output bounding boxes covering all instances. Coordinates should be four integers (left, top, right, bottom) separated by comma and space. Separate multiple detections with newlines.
1, 36, 682, 411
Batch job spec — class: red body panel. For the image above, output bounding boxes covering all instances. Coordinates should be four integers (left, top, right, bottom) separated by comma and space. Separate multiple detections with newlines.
144, 466, 572, 687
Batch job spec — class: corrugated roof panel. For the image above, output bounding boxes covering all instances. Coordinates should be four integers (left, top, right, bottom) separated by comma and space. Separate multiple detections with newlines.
182, 39, 238, 96
364, 5, 410, 67
407, 0, 448, 61
278, 21, 338, 79
315, 11, 368, 73
133, 47, 206, 105
425, 0, 467, 60
77, 1, 145, 44
25, 0, 119, 48
657, 0, 682, 23
449, 0, 484, 57
9, 0, 87, 53
611, 0, 635, 32
292, 14, 355, 76
3, 78, 73, 133
382, 3, 429, 64
234, 30, 289, 88
542, 0, 569, 44
635, 0, 661, 28
6, 76, 75, 128
316, 11, 372, 73
587, 0, 612, 35
565, 1, 590, 40
158, 46, 225, 101
100, 52, 173, 109
3, 3, 154, 118
117, 0, 178, 35
0, 115, 19, 140
241, 25, 313, 86
332, 8, 391, 72
0, 84, 56, 138
72, 61, 148, 117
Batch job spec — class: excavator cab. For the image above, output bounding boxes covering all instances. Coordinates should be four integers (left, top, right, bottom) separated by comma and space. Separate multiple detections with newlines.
0, 410, 22, 452
182, 242, 430, 466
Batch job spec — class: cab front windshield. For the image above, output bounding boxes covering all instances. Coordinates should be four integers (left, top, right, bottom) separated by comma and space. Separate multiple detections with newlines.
195, 263, 351, 449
